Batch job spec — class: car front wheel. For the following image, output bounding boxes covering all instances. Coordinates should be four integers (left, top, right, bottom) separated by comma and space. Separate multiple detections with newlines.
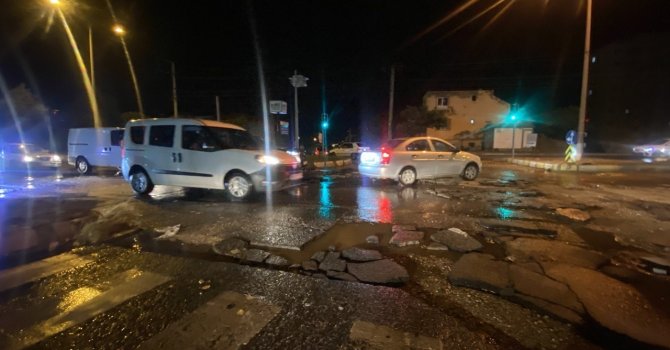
76, 157, 91, 175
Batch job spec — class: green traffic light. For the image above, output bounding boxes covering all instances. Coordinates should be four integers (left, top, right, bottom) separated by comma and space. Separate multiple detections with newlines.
511, 114, 517, 121
322, 121, 329, 129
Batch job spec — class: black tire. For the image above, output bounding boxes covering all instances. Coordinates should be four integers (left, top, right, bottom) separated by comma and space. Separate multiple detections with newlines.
130, 168, 154, 195
225, 172, 253, 201
398, 167, 417, 186
462, 163, 479, 181
75, 157, 91, 175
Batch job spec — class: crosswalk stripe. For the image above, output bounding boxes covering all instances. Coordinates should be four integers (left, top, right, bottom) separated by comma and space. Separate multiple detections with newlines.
0, 253, 92, 293
8, 269, 170, 350
138, 291, 281, 350
349, 320, 443, 350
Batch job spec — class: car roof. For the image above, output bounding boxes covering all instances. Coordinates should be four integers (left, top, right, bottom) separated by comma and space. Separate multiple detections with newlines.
126, 118, 246, 131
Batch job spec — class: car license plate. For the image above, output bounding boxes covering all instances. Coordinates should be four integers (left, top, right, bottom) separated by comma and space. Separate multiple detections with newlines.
289, 173, 303, 180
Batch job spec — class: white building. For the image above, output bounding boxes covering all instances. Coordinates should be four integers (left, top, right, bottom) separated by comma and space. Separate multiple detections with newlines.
424, 90, 510, 149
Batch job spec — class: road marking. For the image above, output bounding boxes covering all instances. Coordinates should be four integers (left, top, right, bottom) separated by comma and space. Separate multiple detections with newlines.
7, 269, 170, 350
349, 320, 443, 350
139, 291, 281, 350
0, 253, 92, 293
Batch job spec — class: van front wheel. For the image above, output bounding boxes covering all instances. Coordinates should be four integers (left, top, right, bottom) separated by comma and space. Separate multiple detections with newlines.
226, 172, 253, 201
76, 157, 91, 175
130, 169, 154, 195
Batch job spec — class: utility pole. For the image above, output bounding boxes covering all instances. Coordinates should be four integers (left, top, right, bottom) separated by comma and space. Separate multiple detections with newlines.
215, 95, 221, 121
171, 61, 178, 118
289, 70, 308, 150
88, 26, 95, 95
576, 0, 592, 162
387, 64, 396, 140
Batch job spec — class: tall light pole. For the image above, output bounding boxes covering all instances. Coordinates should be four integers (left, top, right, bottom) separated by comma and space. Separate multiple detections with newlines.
171, 62, 178, 117
289, 70, 308, 151
387, 64, 396, 140
576, 0, 593, 162
88, 26, 95, 95
113, 24, 144, 117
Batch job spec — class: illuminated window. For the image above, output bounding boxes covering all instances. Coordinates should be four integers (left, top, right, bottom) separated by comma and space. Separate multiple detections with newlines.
469, 119, 475, 125
436, 97, 448, 109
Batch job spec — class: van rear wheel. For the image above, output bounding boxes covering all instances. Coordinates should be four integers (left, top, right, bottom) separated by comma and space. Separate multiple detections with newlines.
130, 169, 154, 195
75, 157, 91, 175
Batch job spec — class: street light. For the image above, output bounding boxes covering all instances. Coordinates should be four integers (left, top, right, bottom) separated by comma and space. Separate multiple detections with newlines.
49, 0, 61, 5
113, 23, 144, 116
112, 24, 126, 36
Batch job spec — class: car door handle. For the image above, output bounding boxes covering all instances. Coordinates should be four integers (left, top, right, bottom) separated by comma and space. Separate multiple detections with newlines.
437, 155, 444, 159
412, 155, 418, 159
178, 153, 182, 163
171, 153, 177, 162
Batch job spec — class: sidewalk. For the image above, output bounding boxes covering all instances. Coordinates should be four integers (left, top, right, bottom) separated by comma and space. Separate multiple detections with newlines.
507, 157, 670, 172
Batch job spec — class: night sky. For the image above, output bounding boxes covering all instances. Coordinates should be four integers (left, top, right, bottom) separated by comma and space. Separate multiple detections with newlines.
1, 0, 669, 145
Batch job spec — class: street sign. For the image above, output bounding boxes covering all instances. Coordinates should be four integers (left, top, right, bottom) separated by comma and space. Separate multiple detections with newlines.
269, 100, 287, 115
279, 120, 289, 135
566, 130, 577, 145
289, 74, 308, 88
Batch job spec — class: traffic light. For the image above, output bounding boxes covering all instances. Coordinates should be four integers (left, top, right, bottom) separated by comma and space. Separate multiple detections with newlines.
322, 120, 329, 129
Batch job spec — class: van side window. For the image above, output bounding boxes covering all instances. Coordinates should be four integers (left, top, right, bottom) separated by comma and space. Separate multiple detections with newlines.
149, 125, 175, 148
182, 126, 220, 152
110, 130, 124, 146
130, 126, 145, 145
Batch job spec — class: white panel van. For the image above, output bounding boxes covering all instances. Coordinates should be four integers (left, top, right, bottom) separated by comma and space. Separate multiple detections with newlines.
67, 128, 124, 174
121, 118, 302, 200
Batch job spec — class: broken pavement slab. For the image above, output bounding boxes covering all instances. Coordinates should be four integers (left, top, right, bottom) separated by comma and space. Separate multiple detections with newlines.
543, 263, 670, 349
347, 259, 409, 284
389, 230, 424, 247
243, 249, 271, 263
508, 264, 584, 314
556, 208, 591, 222
505, 238, 607, 269
430, 228, 483, 252
212, 237, 249, 258
326, 270, 358, 282
319, 252, 347, 272
341, 247, 383, 262
448, 253, 511, 293
264, 255, 290, 267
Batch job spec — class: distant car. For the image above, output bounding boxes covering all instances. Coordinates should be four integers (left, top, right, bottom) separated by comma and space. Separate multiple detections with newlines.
329, 142, 362, 157
358, 137, 482, 186
633, 138, 670, 157
0, 143, 62, 170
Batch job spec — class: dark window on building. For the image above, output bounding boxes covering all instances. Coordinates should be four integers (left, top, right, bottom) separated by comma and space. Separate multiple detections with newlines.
406, 139, 430, 151
472, 95, 478, 102
149, 125, 175, 148
110, 130, 124, 146
129, 126, 145, 145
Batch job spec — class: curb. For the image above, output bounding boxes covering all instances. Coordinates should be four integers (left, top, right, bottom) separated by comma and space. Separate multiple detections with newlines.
507, 158, 670, 172
310, 159, 353, 169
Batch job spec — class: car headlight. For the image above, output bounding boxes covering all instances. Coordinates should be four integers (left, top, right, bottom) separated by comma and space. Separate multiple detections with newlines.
51, 155, 62, 162
255, 155, 280, 165
23, 155, 34, 162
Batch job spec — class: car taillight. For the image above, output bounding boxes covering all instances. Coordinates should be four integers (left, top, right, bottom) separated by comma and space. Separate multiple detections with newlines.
381, 151, 391, 165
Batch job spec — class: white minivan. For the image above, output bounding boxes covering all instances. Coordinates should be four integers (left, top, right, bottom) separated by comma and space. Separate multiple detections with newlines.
121, 118, 302, 200
67, 127, 124, 174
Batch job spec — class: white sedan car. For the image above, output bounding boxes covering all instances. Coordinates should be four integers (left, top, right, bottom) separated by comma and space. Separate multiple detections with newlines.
358, 137, 482, 186
632, 138, 670, 157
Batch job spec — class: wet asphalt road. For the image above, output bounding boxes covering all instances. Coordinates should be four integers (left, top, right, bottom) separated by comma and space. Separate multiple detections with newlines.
1, 160, 670, 349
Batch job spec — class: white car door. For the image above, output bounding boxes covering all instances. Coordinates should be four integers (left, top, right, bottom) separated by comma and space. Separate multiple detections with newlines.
146, 124, 189, 187
178, 125, 225, 188
430, 139, 464, 177
398, 139, 436, 178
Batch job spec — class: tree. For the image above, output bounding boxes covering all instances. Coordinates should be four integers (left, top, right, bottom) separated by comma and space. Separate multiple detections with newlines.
0, 83, 49, 130
394, 105, 448, 138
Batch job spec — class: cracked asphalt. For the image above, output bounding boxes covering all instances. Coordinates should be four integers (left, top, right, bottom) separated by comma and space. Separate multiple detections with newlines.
1, 160, 669, 349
